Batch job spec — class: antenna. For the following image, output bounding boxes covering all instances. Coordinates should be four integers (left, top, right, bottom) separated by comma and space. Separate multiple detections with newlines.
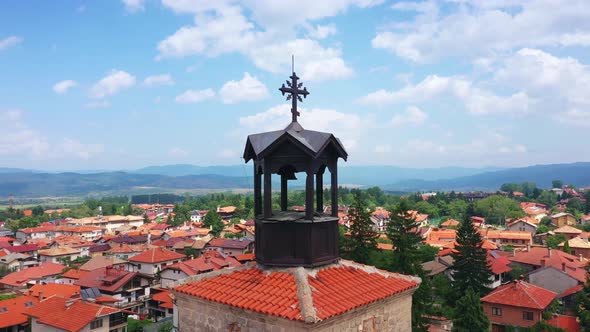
292, 54, 294, 73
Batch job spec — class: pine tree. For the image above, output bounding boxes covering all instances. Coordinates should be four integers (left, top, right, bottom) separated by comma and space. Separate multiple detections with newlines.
576, 273, 590, 330
341, 190, 377, 264
451, 215, 493, 300
452, 287, 490, 332
563, 240, 571, 254
387, 199, 433, 331
203, 211, 224, 237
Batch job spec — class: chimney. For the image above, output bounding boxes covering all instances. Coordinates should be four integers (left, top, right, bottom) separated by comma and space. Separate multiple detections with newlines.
540, 259, 546, 267
527, 243, 531, 252
38, 291, 44, 300
580, 254, 584, 262
18, 259, 23, 271
512, 248, 516, 257
548, 248, 552, 257
562, 262, 566, 272
435, 256, 440, 263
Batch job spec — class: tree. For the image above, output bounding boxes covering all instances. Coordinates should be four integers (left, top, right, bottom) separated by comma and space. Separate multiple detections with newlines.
203, 211, 224, 237
563, 239, 571, 254
451, 216, 493, 300
546, 234, 566, 249
536, 224, 550, 234
475, 195, 524, 224
566, 197, 584, 213
452, 288, 490, 332
386, 199, 432, 331
585, 191, 590, 214
576, 273, 590, 330
552, 180, 563, 189
537, 191, 557, 207
341, 190, 377, 264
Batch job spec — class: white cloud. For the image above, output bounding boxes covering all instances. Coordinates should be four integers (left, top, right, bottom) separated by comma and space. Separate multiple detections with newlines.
307, 24, 337, 39
0, 36, 22, 51
391, 106, 427, 127
168, 147, 188, 157
175, 88, 215, 103
90, 70, 136, 99
358, 75, 532, 115
122, 0, 145, 12
157, 2, 355, 81
143, 74, 174, 86
84, 100, 111, 109
53, 80, 78, 94
373, 0, 590, 62
219, 72, 269, 104
59, 139, 104, 160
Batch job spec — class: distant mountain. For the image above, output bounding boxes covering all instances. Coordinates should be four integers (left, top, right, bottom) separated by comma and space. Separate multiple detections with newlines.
0, 167, 33, 174
384, 162, 590, 191
133, 164, 250, 177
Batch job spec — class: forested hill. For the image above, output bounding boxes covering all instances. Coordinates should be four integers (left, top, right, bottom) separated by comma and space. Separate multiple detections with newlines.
384, 162, 590, 191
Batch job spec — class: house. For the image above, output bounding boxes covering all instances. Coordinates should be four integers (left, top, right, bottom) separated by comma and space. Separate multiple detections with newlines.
506, 247, 587, 283
421, 255, 454, 278
553, 225, 583, 240
37, 246, 81, 264
550, 212, 576, 227
527, 266, 580, 296
25, 296, 127, 332
481, 280, 557, 330
4, 244, 39, 257
79, 255, 126, 272
88, 243, 112, 257
15, 226, 105, 242
190, 210, 208, 222
127, 248, 186, 277
0, 253, 38, 272
440, 219, 460, 228
24, 283, 81, 300
488, 251, 512, 289
0, 262, 65, 290
471, 216, 486, 228
480, 229, 532, 248
61, 268, 87, 285
66, 215, 144, 233
546, 314, 581, 332
520, 203, 548, 222
0, 295, 38, 332
149, 289, 174, 321
105, 243, 146, 260
160, 250, 242, 288
558, 237, 590, 258
206, 238, 254, 256
408, 210, 429, 227
75, 265, 152, 313
506, 219, 537, 235
423, 228, 457, 248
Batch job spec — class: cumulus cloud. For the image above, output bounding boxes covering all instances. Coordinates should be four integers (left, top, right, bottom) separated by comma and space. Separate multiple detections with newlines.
0, 36, 22, 51
391, 106, 427, 127
90, 70, 136, 99
121, 0, 145, 12
175, 88, 215, 103
219, 72, 269, 104
307, 24, 337, 39
53, 80, 78, 94
373, 0, 590, 62
143, 74, 174, 86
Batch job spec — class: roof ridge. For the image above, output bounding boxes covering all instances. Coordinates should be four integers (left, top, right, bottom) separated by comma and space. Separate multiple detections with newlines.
519, 282, 544, 309
293, 267, 317, 323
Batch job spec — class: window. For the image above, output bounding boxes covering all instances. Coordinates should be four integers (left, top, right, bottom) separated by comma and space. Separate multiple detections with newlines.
90, 319, 103, 329
137, 264, 141, 269
522, 311, 534, 321
492, 307, 502, 316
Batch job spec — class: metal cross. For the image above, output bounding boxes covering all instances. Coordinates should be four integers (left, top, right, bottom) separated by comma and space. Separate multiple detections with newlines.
279, 72, 309, 123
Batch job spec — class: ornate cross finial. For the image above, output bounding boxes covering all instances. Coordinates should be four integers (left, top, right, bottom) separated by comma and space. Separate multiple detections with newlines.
279, 64, 309, 123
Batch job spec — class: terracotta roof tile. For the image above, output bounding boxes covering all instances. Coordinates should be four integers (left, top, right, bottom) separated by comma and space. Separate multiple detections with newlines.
25, 283, 80, 299
0, 262, 65, 287
128, 247, 185, 263
174, 260, 419, 322
481, 280, 557, 310
0, 295, 38, 328
546, 315, 581, 332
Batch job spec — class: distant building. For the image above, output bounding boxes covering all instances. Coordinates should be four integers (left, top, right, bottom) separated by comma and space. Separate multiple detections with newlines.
550, 212, 576, 228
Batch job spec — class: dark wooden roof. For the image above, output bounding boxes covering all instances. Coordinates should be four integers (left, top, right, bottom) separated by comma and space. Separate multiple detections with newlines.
243, 122, 348, 162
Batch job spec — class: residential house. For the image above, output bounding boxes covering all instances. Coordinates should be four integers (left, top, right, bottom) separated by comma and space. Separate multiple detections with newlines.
471, 216, 486, 228
159, 250, 242, 288
190, 210, 208, 222
488, 251, 512, 289
15, 226, 105, 242
105, 243, 146, 260
480, 229, 532, 248
408, 210, 429, 227
520, 202, 548, 222
423, 228, 457, 248
4, 244, 39, 258
24, 283, 81, 300
558, 237, 590, 258
0, 262, 65, 290
217, 206, 237, 220
37, 246, 81, 264
127, 248, 186, 277
421, 255, 454, 278
206, 238, 254, 256
528, 266, 580, 296
25, 296, 127, 332
79, 255, 126, 272
505, 247, 587, 283
440, 219, 460, 228
88, 243, 112, 257
481, 280, 557, 330
0, 253, 38, 272
506, 219, 537, 235
546, 315, 581, 332
67, 215, 144, 233
0, 295, 38, 332
149, 289, 174, 321
61, 269, 87, 285
553, 225, 583, 240
550, 212, 576, 228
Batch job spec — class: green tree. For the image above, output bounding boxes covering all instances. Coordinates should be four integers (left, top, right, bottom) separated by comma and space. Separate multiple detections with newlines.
475, 195, 524, 224
203, 211, 224, 237
552, 180, 563, 189
566, 197, 584, 213
536, 224, 550, 234
576, 273, 590, 330
451, 216, 493, 300
563, 239, 571, 254
414, 200, 440, 218
452, 288, 490, 332
585, 191, 590, 214
537, 191, 557, 207
341, 190, 377, 264
546, 234, 566, 249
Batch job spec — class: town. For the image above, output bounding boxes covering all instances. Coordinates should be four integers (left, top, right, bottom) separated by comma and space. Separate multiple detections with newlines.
0, 179, 588, 331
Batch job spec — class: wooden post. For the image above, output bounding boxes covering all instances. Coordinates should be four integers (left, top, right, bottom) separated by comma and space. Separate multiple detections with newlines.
254, 164, 262, 217
263, 161, 272, 219
281, 174, 288, 211
316, 172, 323, 213
331, 163, 338, 217
305, 171, 314, 220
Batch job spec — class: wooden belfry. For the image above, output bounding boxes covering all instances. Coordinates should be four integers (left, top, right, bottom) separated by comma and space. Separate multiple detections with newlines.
243, 69, 348, 267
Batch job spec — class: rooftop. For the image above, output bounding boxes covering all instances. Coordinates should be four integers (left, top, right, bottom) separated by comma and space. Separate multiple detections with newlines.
0, 262, 65, 287
481, 280, 557, 310
0, 295, 38, 328
128, 247, 185, 263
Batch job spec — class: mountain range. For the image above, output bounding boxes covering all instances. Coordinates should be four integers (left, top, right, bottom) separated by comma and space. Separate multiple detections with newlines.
0, 162, 589, 198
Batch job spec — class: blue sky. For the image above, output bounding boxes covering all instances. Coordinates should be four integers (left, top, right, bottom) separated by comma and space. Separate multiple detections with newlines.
1, 0, 590, 170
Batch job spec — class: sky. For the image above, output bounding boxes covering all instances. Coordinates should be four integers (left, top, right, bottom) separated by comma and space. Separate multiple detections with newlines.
1, 0, 590, 171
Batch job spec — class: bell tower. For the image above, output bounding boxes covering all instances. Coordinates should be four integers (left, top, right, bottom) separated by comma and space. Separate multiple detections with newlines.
243, 70, 347, 267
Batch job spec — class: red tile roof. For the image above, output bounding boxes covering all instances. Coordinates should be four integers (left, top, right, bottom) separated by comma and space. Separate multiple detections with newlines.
75, 266, 137, 293
174, 260, 420, 322
25, 297, 120, 332
25, 283, 81, 299
128, 247, 185, 263
481, 280, 557, 310
440, 219, 460, 227
0, 295, 38, 328
546, 315, 581, 332
61, 269, 88, 280
507, 247, 588, 282
559, 284, 583, 298
164, 250, 242, 276
208, 238, 253, 250
487, 251, 512, 275
152, 290, 173, 309
5, 244, 39, 253
0, 262, 65, 287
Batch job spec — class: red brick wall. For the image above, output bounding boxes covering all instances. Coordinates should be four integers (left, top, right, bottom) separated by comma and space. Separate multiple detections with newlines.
482, 303, 542, 328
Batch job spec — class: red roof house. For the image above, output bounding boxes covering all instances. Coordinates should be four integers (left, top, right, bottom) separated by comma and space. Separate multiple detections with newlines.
481, 280, 557, 329
0, 262, 65, 289
0, 295, 38, 331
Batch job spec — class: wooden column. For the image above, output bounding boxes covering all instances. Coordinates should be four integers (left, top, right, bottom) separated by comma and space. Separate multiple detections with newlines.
263, 161, 272, 219
280, 174, 288, 211
305, 171, 314, 220
254, 164, 262, 217
331, 163, 338, 217
316, 172, 323, 213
